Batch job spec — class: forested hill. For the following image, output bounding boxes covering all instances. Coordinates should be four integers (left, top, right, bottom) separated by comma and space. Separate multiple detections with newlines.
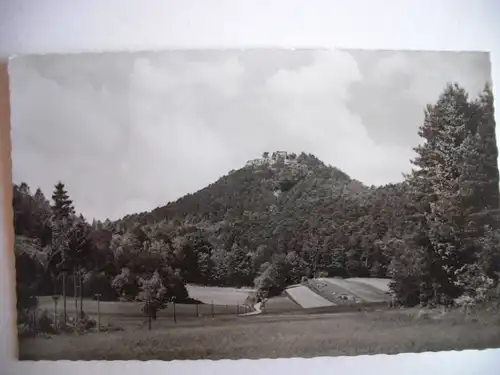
118, 152, 354, 227
113, 150, 408, 285
14, 83, 500, 313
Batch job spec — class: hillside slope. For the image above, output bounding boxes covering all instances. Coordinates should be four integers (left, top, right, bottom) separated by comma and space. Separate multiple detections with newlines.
13, 83, 500, 312
13, 151, 412, 303
110, 152, 411, 291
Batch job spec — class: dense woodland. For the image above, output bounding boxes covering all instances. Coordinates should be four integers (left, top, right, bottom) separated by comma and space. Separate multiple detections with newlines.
14, 83, 500, 321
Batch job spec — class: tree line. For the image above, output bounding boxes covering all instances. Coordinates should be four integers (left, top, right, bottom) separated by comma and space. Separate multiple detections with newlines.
14, 82, 500, 324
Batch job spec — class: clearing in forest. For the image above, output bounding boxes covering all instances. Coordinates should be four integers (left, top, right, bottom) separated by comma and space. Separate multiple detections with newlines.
318, 278, 390, 303
285, 285, 335, 308
346, 278, 391, 293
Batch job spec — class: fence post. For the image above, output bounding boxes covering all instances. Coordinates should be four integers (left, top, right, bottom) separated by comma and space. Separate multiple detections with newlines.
95, 293, 101, 332
53, 295, 59, 331
147, 294, 152, 331
32, 310, 37, 338
173, 301, 177, 324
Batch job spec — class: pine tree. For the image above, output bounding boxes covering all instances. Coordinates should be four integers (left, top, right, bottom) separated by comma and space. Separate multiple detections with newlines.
51, 182, 75, 220
49, 181, 76, 323
397, 83, 500, 306
32, 188, 52, 246
456, 84, 500, 292
400, 84, 473, 305
476, 84, 499, 210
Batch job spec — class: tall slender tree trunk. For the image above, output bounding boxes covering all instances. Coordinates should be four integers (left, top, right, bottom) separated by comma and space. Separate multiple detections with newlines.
53, 298, 58, 326
80, 270, 84, 318
62, 272, 67, 324
52, 273, 57, 296
73, 267, 78, 318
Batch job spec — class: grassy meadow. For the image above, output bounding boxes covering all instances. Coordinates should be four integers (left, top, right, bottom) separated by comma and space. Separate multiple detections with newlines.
19, 307, 500, 360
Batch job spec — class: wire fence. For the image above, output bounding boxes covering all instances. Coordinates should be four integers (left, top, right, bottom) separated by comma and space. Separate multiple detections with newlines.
21, 294, 255, 337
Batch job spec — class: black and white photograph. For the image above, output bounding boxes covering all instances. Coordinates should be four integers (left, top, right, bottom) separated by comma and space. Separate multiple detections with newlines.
8, 48, 500, 360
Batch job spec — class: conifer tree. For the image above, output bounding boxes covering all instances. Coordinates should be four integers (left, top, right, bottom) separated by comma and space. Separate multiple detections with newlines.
51, 181, 75, 220
50, 181, 76, 323
396, 83, 500, 306
400, 84, 474, 305
32, 188, 52, 245
476, 83, 499, 210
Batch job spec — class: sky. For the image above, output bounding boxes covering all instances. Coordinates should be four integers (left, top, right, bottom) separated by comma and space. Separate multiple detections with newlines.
8, 49, 492, 221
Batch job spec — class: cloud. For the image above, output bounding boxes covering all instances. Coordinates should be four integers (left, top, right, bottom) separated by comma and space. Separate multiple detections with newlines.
263, 49, 412, 185
10, 52, 246, 221
267, 50, 361, 97
371, 53, 412, 87
9, 59, 134, 221
346, 50, 492, 149
130, 55, 245, 99
374, 51, 490, 104
9, 50, 489, 220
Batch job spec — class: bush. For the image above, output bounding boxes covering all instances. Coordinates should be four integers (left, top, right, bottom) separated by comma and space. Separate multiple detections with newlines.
455, 264, 496, 303
254, 270, 284, 302
73, 313, 97, 334
245, 291, 259, 306
18, 309, 99, 337
37, 310, 58, 334
19, 309, 64, 336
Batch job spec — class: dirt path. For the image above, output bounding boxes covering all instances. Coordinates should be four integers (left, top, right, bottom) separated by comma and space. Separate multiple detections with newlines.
240, 302, 262, 316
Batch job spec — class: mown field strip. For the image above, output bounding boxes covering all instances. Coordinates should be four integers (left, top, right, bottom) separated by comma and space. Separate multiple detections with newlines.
263, 295, 302, 313
285, 285, 335, 308
308, 279, 353, 303
318, 278, 389, 303
346, 278, 391, 293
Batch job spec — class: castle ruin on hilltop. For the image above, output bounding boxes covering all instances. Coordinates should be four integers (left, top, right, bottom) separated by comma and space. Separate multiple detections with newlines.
245, 151, 298, 167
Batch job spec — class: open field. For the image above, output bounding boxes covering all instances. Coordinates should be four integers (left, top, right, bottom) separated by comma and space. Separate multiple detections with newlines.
263, 295, 302, 313
36, 285, 254, 319
37, 295, 250, 320
285, 285, 335, 308
315, 278, 391, 303
347, 278, 391, 292
19, 308, 500, 360
186, 284, 254, 306
308, 279, 356, 304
